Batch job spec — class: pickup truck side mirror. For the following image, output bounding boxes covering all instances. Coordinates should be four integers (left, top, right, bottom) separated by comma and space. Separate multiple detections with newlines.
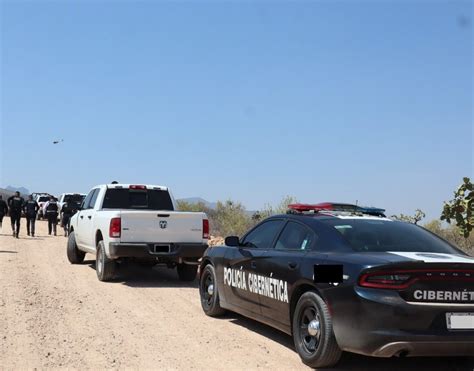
225, 236, 240, 247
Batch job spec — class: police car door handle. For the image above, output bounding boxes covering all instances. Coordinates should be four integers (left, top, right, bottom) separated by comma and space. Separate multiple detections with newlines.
87, 216, 92, 220
80, 215, 84, 219
288, 262, 298, 270
251, 261, 257, 269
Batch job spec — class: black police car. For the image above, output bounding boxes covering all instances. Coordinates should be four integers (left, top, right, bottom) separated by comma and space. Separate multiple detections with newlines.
199, 202, 474, 368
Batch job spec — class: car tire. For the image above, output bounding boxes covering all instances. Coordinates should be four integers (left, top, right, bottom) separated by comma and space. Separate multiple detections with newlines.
177, 263, 197, 281
292, 291, 342, 368
66, 231, 85, 264
199, 264, 226, 317
96, 240, 116, 282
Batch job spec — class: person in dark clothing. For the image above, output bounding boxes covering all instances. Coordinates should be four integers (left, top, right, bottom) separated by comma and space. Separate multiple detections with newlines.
0, 195, 8, 231
23, 195, 40, 237
61, 201, 77, 237
7, 191, 24, 238
44, 196, 59, 236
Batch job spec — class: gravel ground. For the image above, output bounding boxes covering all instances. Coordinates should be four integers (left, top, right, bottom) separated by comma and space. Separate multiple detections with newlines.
1, 220, 473, 370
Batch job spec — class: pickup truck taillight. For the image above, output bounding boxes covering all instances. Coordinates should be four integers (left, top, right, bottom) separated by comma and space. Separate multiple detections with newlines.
203, 219, 209, 239
109, 217, 121, 238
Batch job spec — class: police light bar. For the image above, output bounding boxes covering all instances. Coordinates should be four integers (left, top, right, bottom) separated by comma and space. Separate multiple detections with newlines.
287, 203, 386, 216
288, 203, 358, 212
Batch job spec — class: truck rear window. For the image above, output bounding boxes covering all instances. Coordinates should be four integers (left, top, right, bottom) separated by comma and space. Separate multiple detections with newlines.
64, 194, 85, 204
102, 189, 174, 210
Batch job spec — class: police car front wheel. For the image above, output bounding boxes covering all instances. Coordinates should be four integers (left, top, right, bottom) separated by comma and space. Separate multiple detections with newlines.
292, 291, 342, 368
200, 264, 226, 317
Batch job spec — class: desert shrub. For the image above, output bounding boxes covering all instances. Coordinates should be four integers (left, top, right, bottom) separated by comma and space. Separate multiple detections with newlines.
441, 177, 474, 238
176, 200, 218, 234
252, 195, 298, 222
178, 196, 299, 238
391, 209, 426, 225
424, 220, 473, 255
213, 200, 253, 237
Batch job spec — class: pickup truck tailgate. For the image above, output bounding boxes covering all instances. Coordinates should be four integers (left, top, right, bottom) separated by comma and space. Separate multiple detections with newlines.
119, 211, 205, 243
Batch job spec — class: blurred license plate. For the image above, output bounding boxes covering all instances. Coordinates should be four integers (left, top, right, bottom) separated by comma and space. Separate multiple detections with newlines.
446, 313, 474, 330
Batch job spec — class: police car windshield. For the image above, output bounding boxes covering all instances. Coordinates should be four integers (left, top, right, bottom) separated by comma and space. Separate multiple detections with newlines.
321, 219, 460, 254
38, 196, 49, 202
102, 189, 174, 210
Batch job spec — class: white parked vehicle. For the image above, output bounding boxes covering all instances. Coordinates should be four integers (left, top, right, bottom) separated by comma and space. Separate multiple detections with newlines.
35, 194, 52, 220
67, 183, 209, 282
58, 193, 86, 221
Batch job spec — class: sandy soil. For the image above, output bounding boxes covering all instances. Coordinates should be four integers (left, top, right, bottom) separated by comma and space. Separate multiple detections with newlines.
1, 221, 473, 370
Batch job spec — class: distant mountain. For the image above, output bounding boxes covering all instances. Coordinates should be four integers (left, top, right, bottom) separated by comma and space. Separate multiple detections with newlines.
6, 185, 30, 195
177, 197, 217, 209
0, 187, 15, 200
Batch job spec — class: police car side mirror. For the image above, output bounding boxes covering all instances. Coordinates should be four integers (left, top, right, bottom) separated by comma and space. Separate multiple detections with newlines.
225, 236, 240, 247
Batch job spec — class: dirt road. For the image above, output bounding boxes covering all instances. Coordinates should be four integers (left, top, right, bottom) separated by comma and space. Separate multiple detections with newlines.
1, 221, 473, 370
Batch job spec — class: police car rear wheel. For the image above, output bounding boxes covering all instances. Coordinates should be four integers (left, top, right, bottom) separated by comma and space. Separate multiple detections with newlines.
66, 231, 85, 264
292, 291, 341, 368
200, 264, 225, 317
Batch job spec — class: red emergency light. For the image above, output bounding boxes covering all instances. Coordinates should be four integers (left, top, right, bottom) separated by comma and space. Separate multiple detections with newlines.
129, 185, 147, 190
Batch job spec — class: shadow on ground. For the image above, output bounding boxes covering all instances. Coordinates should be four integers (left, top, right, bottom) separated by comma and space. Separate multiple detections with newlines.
225, 312, 474, 371
79, 258, 474, 371
85, 261, 198, 289
0, 250, 17, 253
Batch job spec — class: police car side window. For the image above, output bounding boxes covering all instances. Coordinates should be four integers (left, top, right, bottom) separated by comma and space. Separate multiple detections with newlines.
242, 220, 284, 249
275, 221, 315, 251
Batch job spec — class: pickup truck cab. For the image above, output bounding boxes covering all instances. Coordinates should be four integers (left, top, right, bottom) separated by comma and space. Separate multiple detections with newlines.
67, 183, 209, 282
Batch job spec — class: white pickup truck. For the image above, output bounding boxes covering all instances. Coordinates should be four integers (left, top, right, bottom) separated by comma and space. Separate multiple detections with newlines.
67, 183, 209, 282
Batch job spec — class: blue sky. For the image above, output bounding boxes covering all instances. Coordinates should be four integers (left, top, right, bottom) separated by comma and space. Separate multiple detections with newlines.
1, 0, 472, 220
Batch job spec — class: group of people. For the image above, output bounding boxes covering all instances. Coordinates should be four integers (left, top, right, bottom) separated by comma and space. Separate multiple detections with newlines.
0, 191, 78, 238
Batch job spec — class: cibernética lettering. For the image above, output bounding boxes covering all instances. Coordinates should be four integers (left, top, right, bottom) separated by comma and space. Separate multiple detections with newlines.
413, 290, 474, 302
223, 267, 289, 303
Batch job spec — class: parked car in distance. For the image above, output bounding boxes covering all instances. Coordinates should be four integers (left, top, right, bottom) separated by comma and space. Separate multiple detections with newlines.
67, 183, 210, 282
34, 193, 52, 220
58, 193, 86, 221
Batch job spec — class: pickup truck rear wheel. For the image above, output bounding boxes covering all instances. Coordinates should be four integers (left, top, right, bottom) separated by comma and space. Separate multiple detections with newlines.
66, 231, 85, 264
96, 240, 116, 282
177, 263, 197, 281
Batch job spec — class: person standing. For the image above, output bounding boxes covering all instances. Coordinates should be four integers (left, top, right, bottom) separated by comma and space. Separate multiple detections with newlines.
0, 195, 8, 231
61, 200, 76, 237
23, 195, 40, 237
44, 196, 59, 236
7, 191, 24, 238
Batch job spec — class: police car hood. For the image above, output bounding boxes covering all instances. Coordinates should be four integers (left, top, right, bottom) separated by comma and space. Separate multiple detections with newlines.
328, 251, 474, 267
